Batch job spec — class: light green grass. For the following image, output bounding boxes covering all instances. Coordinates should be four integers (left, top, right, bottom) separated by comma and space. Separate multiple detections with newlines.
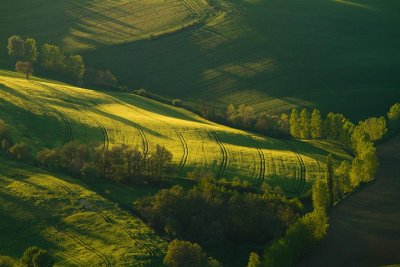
0, 160, 167, 266
0, 71, 349, 196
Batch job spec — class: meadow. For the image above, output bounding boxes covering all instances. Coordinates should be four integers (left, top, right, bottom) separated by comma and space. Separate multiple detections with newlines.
1, 0, 399, 121
0, 160, 167, 266
0, 70, 350, 197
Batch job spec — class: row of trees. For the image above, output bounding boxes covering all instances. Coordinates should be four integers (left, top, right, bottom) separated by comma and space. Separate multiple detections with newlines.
35, 142, 173, 185
6, 35, 118, 88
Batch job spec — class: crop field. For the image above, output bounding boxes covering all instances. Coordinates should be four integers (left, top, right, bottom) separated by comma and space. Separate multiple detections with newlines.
1, 1, 399, 120
0, 160, 167, 266
0, 0, 211, 51
0, 71, 350, 196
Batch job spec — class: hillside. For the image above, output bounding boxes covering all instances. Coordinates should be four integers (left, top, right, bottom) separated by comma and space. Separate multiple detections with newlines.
299, 135, 400, 267
0, 159, 167, 266
1, 0, 399, 120
0, 71, 350, 196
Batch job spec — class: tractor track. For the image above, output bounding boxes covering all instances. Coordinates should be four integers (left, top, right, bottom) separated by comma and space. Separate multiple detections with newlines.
286, 141, 306, 195
209, 129, 228, 178
248, 135, 266, 184
53, 179, 157, 265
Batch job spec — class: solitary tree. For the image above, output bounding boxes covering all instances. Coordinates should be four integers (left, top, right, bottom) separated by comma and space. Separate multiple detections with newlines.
16, 61, 33, 79
312, 177, 329, 212
310, 109, 322, 139
290, 109, 300, 139
7, 35, 25, 59
299, 109, 311, 139
24, 38, 38, 62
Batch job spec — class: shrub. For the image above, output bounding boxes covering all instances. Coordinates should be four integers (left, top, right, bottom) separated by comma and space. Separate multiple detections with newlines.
7, 143, 32, 163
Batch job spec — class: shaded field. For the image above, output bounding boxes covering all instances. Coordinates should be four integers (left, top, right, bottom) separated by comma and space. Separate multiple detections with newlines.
0, 71, 350, 196
0, 160, 167, 266
299, 135, 400, 267
0, 1, 399, 120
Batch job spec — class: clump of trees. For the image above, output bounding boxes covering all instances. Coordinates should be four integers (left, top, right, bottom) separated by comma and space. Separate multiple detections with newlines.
135, 177, 303, 251
6, 35, 85, 83
84, 68, 118, 89
21, 246, 54, 267
37, 142, 173, 185
163, 240, 220, 267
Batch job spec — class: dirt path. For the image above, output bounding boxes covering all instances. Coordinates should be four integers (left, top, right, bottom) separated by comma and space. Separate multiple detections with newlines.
299, 135, 400, 267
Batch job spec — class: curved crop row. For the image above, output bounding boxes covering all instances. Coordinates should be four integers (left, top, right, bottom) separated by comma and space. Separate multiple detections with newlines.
247, 135, 266, 184
209, 129, 228, 178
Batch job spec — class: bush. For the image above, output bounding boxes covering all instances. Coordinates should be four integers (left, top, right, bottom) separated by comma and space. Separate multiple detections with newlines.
21, 247, 54, 267
172, 99, 183, 107
7, 143, 32, 163
81, 163, 99, 180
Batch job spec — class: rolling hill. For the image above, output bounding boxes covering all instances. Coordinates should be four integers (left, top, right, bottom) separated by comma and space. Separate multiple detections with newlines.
0, 160, 167, 266
1, 0, 399, 120
0, 70, 350, 196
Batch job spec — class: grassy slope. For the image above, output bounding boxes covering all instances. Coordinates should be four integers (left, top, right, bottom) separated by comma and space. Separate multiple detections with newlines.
0, 160, 166, 266
1, 1, 398, 120
0, 70, 350, 196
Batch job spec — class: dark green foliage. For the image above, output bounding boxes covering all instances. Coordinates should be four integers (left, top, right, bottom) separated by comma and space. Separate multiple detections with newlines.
136, 179, 303, 247
326, 154, 335, 208
163, 240, 206, 267
312, 178, 329, 212
24, 38, 38, 63
66, 55, 85, 82
21, 247, 54, 267
264, 210, 328, 267
7, 143, 32, 163
310, 109, 322, 139
7, 35, 25, 59
84, 68, 118, 89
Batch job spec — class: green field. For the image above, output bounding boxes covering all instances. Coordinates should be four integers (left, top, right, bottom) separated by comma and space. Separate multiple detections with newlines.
1, 0, 399, 120
0, 70, 350, 196
0, 160, 167, 266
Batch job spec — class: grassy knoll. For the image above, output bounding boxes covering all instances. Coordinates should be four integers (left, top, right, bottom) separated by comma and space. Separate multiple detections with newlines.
1, 1, 398, 120
0, 70, 349, 196
0, 159, 167, 266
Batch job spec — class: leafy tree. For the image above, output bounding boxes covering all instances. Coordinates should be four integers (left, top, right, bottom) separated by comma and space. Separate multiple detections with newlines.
163, 240, 206, 267
299, 109, 311, 139
8, 142, 32, 163
226, 104, 236, 122
21, 247, 53, 267
247, 252, 261, 267
15, 61, 33, 79
290, 109, 300, 139
7, 35, 25, 59
326, 154, 335, 207
279, 113, 290, 136
312, 177, 329, 212
66, 55, 85, 81
350, 141, 378, 187
334, 160, 352, 197
387, 103, 400, 131
358, 117, 387, 142
24, 38, 38, 62
41, 44, 65, 73
310, 109, 322, 139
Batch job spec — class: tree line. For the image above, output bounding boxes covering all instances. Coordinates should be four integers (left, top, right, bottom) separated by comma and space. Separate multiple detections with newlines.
0, 121, 174, 186
0, 246, 54, 267
5, 35, 118, 89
